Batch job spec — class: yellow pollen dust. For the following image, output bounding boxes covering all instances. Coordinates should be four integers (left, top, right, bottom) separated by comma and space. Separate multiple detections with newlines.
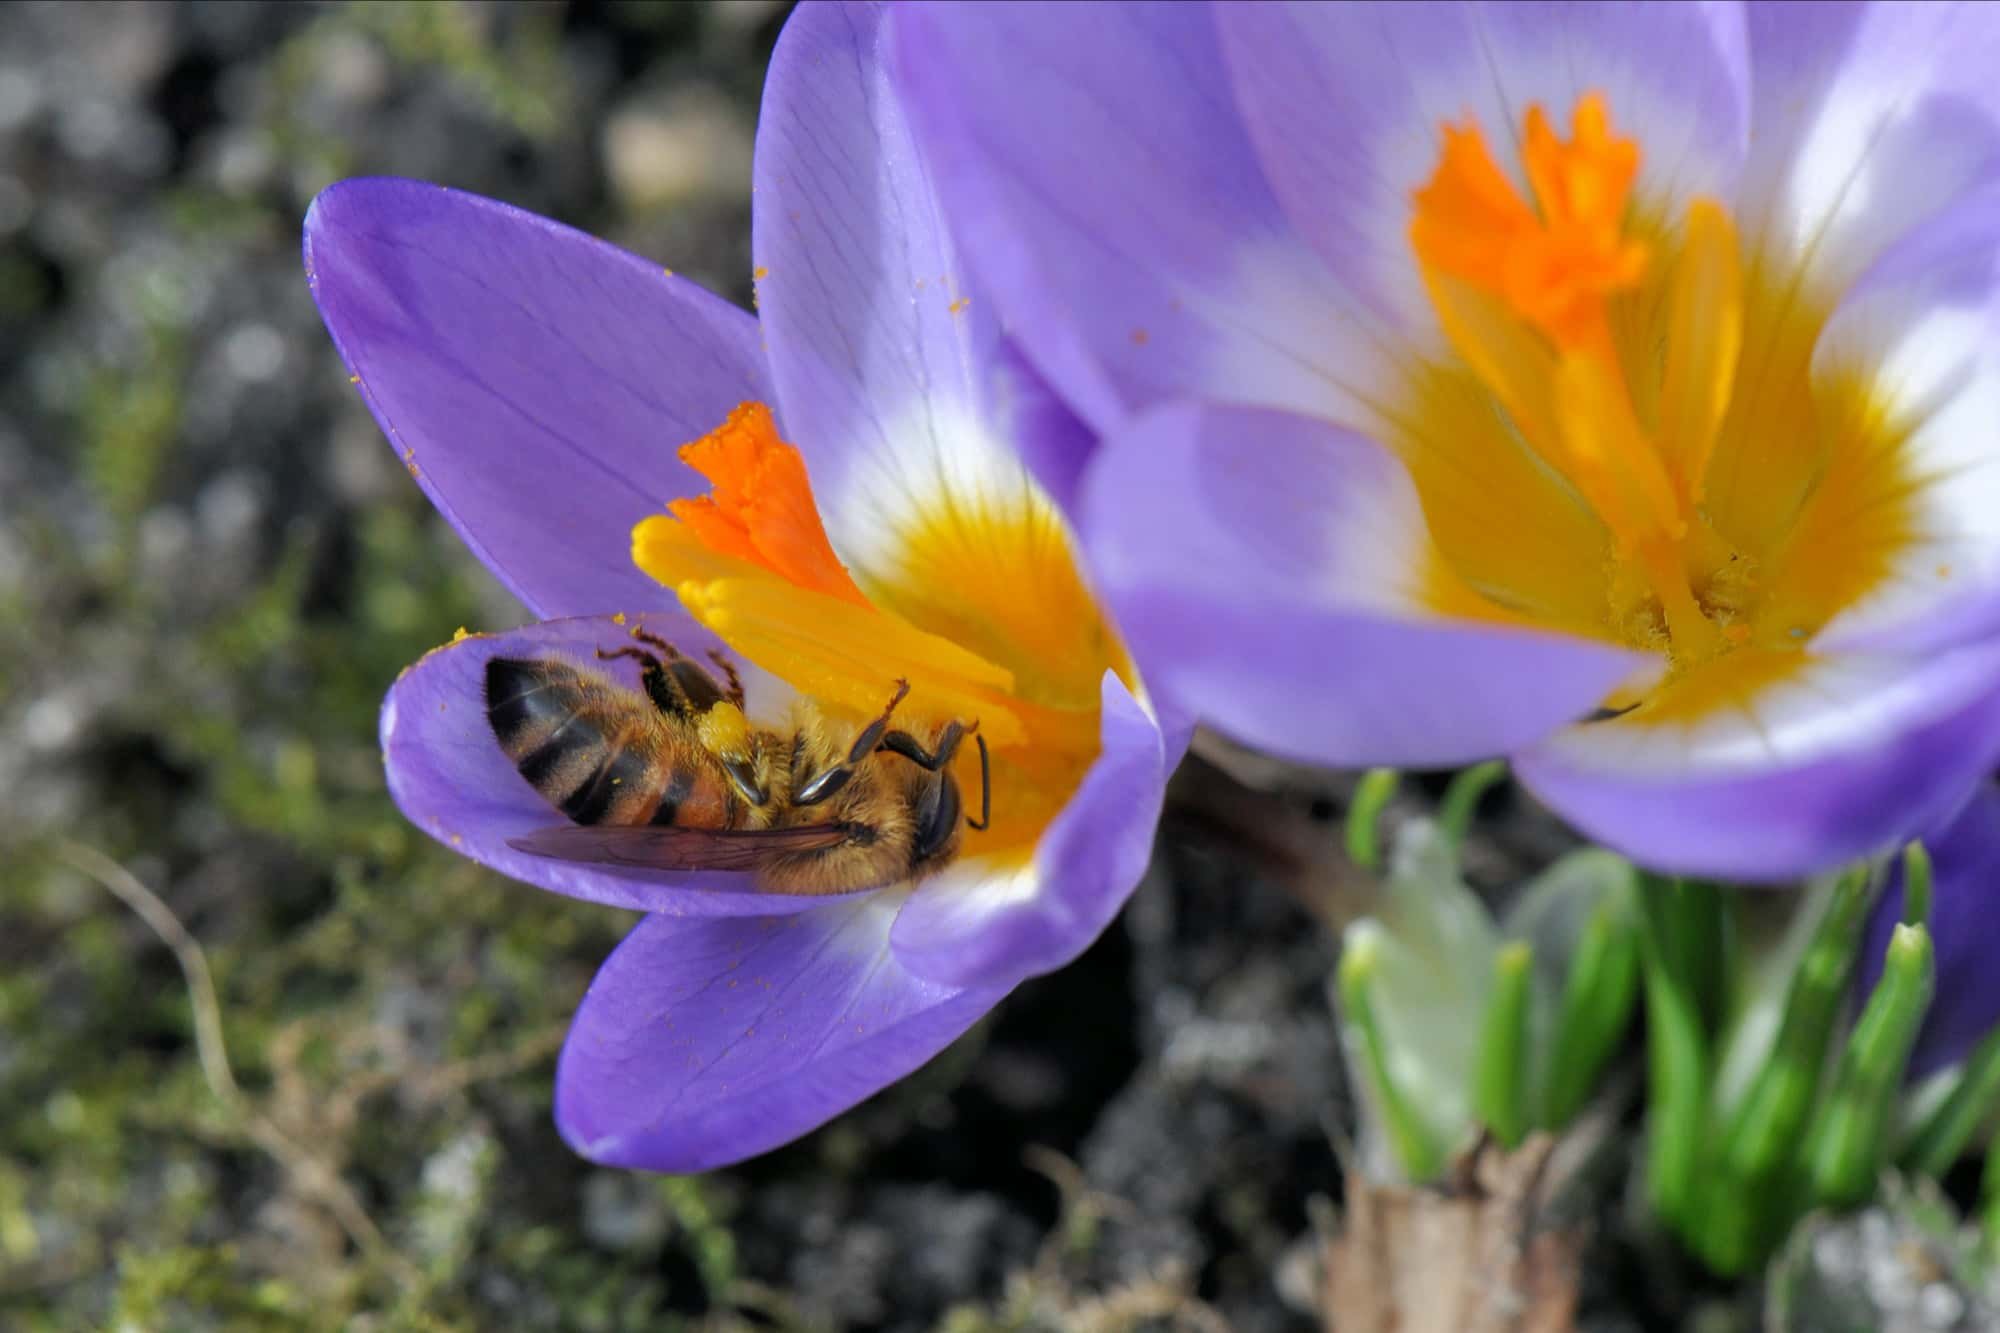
632, 401, 1124, 858
1399, 92, 1919, 710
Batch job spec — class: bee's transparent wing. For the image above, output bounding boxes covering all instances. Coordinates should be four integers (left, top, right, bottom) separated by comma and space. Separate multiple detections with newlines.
507, 822, 853, 873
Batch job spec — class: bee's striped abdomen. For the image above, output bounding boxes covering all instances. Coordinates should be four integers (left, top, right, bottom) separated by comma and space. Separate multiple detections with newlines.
557, 724, 655, 824
484, 658, 642, 825
486, 656, 740, 829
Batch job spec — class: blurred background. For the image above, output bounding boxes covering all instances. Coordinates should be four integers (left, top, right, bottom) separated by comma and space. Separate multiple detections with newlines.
0, 4, 1344, 1328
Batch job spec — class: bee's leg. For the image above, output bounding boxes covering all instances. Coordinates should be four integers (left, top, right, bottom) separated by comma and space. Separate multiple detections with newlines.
596, 640, 676, 712
602, 629, 735, 719
793, 679, 911, 807
628, 627, 682, 658
875, 718, 967, 771
844, 678, 911, 763
705, 649, 747, 708
665, 659, 728, 715
969, 733, 990, 831
877, 721, 989, 831
598, 642, 703, 720
636, 630, 734, 715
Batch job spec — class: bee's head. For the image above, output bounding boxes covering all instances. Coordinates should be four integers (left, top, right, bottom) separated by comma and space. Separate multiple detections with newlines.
905, 764, 966, 878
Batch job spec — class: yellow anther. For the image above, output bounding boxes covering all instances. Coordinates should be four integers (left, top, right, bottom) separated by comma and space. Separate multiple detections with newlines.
1657, 199, 1744, 506
1553, 351, 1685, 549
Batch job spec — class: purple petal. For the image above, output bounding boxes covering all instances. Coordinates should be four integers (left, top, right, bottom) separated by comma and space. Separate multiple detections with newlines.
892, 0, 1360, 430
1860, 783, 2000, 1080
1515, 640, 2000, 882
383, 612, 842, 917
890, 672, 1166, 988
751, 1, 1044, 579
1807, 183, 2000, 658
1078, 402, 1646, 768
556, 897, 1008, 1172
1215, 1, 1749, 335
305, 178, 770, 620
984, 338, 1101, 521
1741, 1, 2000, 298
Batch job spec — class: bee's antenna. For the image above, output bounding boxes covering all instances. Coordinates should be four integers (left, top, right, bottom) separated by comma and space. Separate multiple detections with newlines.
965, 732, 991, 832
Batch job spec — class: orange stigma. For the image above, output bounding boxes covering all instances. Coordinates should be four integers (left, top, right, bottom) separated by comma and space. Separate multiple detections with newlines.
1411, 92, 1647, 354
667, 401, 870, 606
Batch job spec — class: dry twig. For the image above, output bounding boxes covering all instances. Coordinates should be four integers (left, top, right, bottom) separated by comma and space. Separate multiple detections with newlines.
57, 842, 422, 1291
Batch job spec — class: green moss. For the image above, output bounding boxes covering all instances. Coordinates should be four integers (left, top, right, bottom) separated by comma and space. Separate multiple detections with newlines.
0, 4, 1048, 1327
661, 1175, 739, 1304
269, 0, 572, 170
112, 1244, 316, 1331
345, 2, 570, 139
76, 329, 187, 542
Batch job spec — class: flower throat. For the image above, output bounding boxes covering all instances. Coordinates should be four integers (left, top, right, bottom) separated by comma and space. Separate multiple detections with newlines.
631, 401, 1126, 859
1402, 93, 1920, 691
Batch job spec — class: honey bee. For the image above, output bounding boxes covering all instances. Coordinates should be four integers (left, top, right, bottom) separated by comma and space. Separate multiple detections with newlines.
486, 628, 989, 893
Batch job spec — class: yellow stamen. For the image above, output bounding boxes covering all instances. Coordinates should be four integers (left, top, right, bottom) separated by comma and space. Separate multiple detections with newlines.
1552, 352, 1716, 656
631, 507, 783, 586
867, 490, 1135, 712
1418, 267, 1561, 471
633, 513, 1028, 743
673, 576, 1031, 747
1551, 351, 1686, 548
1656, 199, 1744, 506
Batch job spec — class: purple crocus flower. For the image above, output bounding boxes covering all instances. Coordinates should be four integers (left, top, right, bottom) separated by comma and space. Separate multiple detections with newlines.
1861, 782, 2000, 1081
897, 1, 2000, 881
303, 1, 1167, 1172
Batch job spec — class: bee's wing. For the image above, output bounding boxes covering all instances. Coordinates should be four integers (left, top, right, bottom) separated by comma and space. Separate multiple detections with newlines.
507, 822, 853, 872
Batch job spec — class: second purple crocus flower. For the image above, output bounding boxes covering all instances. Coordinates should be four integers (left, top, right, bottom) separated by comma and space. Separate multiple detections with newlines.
899, 0, 2000, 881
305, 1, 1167, 1171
